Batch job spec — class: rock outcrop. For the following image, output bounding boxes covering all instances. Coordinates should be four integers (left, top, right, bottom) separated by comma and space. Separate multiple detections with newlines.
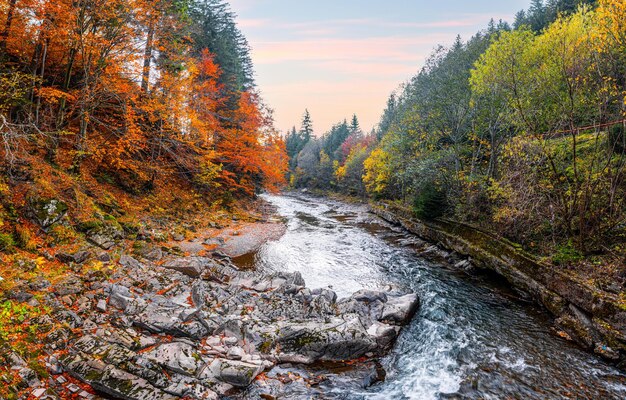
51, 252, 418, 399
370, 201, 626, 370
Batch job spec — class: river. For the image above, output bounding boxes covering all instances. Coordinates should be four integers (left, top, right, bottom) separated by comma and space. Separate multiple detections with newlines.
238, 194, 626, 399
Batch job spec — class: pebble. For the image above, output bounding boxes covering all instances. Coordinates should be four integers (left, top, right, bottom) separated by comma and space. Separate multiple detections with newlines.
68, 383, 81, 393
227, 346, 244, 360
96, 299, 107, 312
224, 337, 238, 345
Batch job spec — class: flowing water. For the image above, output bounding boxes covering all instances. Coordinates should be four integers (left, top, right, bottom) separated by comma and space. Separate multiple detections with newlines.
240, 194, 626, 399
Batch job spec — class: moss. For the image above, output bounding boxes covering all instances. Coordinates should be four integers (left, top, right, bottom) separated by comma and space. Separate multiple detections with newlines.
0, 232, 15, 252
552, 240, 583, 266
120, 221, 141, 235
258, 340, 273, 353
290, 331, 323, 349
78, 220, 104, 233
27, 359, 49, 379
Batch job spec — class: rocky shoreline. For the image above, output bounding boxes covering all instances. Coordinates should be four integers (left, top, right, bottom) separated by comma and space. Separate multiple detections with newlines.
3, 211, 418, 399
370, 201, 626, 370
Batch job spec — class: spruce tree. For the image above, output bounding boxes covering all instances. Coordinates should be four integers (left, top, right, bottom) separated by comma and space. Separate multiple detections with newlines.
350, 114, 362, 138
300, 109, 314, 141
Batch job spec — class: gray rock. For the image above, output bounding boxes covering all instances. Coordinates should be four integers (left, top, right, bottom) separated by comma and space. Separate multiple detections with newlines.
87, 224, 124, 250
62, 353, 177, 400
56, 251, 91, 264
28, 198, 68, 229
96, 299, 107, 312
134, 244, 164, 262
107, 285, 135, 311
209, 359, 263, 387
55, 238, 418, 398
97, 252, 111, 262
119, 255, 142, 269
144, 342, 204, 376
88, 233, 116, 250
8, 290, 33, 302
381, 294, 420, 324
227, 346, 244, 360
162, 257, 207, 278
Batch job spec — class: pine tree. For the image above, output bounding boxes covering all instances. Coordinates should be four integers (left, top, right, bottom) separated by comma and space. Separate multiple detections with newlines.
189, 0, 255, 93
514, 10, 528, 29
350, 114, 361, 138
300, 109, 313, 141
529, 0, 547, 31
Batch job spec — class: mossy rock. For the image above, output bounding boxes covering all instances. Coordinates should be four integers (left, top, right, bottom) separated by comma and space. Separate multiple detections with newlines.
27, 197, 68, 229
77, 220, 104, 233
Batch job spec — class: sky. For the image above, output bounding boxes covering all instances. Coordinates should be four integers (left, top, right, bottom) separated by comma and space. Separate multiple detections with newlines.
228, 0, 530, 136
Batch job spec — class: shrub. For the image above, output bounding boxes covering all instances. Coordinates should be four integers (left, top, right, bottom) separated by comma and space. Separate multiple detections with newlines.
14, 226, 36, 251
49, 225, 79, 245
552, 240, 584, 265
413, 182, 447, 220
0, 233, 15, 252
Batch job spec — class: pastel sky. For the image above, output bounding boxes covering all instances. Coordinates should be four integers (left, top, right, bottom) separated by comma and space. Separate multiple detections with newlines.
228, 0, 529, 135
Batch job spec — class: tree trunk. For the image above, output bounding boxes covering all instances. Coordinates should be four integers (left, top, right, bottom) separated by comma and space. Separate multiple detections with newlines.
141, 21, 155, 93
56, 46, 77, 127
69, 111, 88, 174
35, 38, 48, 126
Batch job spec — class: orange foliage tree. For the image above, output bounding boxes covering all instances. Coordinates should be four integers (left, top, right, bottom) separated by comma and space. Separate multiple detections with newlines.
0, 0, 287, 202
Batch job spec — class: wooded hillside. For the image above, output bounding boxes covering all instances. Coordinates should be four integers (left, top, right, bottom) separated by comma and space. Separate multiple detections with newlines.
287, 0, 626, 275
0, 0, 288, 251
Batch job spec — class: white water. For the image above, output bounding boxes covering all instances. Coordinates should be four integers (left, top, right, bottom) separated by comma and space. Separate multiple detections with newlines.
244, 194, 626, 399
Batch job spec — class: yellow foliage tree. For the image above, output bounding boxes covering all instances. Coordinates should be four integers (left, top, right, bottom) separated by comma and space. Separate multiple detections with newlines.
363, 148, 391, 197
595, 0, 626, 114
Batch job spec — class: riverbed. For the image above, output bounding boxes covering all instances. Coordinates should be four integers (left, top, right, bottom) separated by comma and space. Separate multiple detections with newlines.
238, 194, 626, 399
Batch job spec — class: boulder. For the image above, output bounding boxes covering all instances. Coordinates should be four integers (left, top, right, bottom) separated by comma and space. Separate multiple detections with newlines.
381, 293, 420, 324
144, 342, 205, 376
162, 257, 207, 278
55, 242, 419, 398
208, 359, 264, 387
28, 198, 68, 229
62, 353, 177, 400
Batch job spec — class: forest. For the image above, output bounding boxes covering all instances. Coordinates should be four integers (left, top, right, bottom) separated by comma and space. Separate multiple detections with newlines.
0, 2, 288, 394
287, 0, 626, 271
1, 0, 626, 398
0, 0, 288, 240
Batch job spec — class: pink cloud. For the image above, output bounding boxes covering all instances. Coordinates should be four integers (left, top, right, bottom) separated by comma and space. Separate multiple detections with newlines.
251, 35, 452, 65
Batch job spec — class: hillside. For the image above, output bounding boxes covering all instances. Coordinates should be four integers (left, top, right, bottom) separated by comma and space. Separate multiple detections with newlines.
0, 1, 289, 397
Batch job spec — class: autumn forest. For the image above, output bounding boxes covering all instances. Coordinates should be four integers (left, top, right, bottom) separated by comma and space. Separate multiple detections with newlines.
288, 0, 626, 268
1, 0, 626, 399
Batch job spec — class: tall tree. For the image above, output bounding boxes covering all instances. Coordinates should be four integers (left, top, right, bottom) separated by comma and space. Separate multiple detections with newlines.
300, 109, 313, 141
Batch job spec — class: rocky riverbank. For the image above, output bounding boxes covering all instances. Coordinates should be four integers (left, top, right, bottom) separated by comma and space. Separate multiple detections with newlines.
1, 206, 418, 399
370, 201, 626, 370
